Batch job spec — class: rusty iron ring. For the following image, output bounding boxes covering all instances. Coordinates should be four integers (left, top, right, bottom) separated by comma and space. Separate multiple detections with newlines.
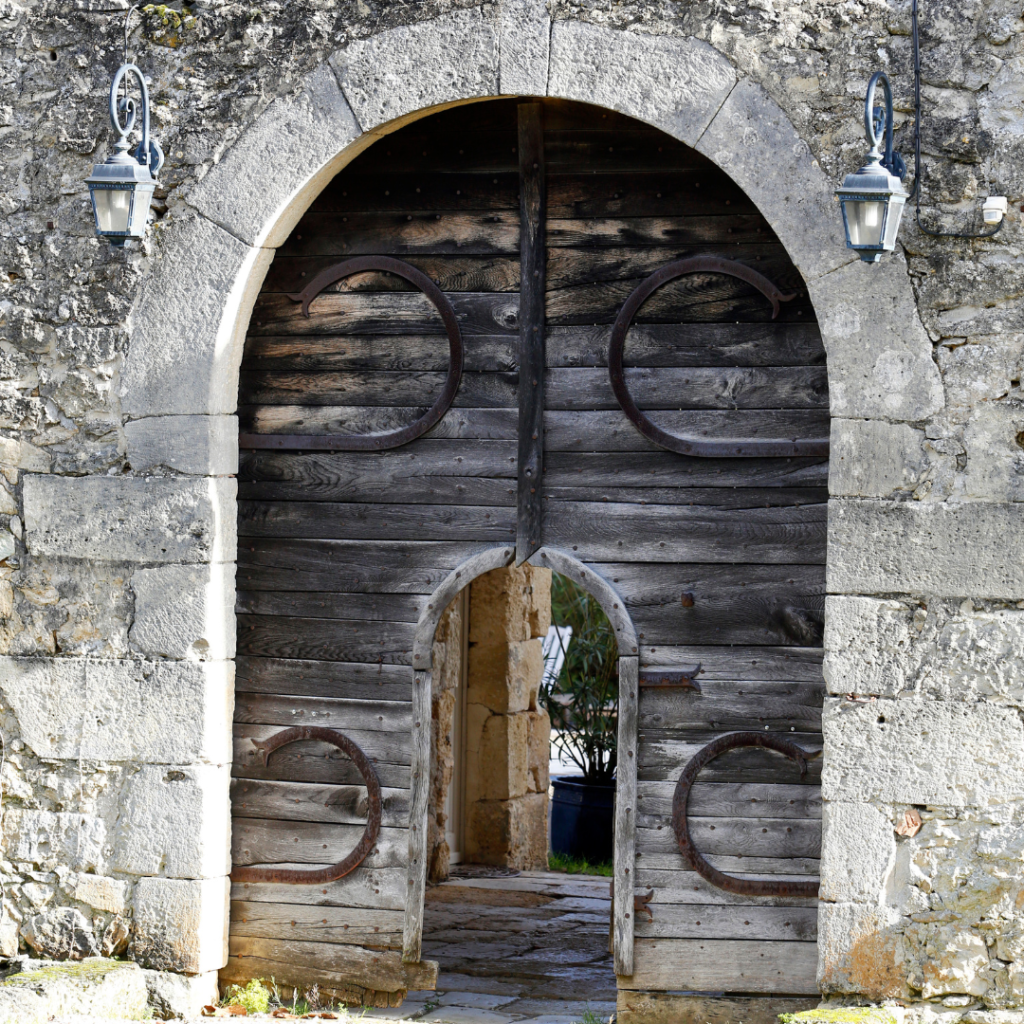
671, 730, 820, 898
608, 256, 828, 458
239, 255, 464, 452
231, 725, 383, 885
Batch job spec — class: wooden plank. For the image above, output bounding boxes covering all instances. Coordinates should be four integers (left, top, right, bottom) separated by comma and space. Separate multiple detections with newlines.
235, 658, 411, 702
230, 901, 404, 949
637, 781, 821, 823
614, 655, 638, 976
241, 333, 518, 372
237, 539, 500, 595
237, 501, 517, 542
620, 937, 819, 993
635, 817, 821, 860
236, 614, 415, 664
635, 867, 819, 906
545, 321, 824, 368
404, 669, 432, 962
637, 684, 823, 732
308, 173, 519, 214
544, 367, 829, 412
237, 591, 426, 624
634, 902, 818, 942
240, 406, 519, 441
544, 411, 829, 460
248, 292, 519, 337
238, 370, 517, 409
636, 646, 824, 681
545, 215, 774, 248
637, 736, 823, 785
225, 936, 438, 993
231, 778, 409, 828
233, 693, 413, 732
232, 865, 409, 911
516, 101, 546, 564
231, 819, 407, 868
616, 991, 818, 1024
543, 501, 827, 564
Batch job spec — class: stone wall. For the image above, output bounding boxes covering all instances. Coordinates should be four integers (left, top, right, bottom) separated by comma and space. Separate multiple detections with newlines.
0, 0, 1023, 1014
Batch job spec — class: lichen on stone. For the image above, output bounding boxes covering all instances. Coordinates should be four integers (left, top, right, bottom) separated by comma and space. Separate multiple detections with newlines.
779, 1009, 899, 1024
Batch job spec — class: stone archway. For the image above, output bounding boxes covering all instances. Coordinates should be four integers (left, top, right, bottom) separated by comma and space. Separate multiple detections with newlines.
114, 0, 942, 989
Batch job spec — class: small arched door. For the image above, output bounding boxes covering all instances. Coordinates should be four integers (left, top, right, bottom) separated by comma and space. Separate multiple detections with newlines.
227, 97, 827, 1009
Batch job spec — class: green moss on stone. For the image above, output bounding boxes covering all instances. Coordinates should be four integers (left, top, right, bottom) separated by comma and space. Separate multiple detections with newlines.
3, 959, 133, 988
779, 1010, 898, 1024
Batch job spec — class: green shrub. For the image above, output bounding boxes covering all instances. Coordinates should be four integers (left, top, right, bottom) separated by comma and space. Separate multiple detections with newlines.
224, 978, 271, 1014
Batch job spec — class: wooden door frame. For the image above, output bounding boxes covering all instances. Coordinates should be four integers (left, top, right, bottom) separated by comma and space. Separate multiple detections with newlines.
403, 545, 639, 976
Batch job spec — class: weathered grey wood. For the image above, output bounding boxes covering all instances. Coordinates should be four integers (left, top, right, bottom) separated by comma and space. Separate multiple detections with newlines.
545, 367, 828, 412
616, 991, 818, 1024
546, 215, 777, 248
637, 686, 824, 733
249, 292, 518, 337
232, 820, 407, 868
236, 614, 416, 665
230, 900, 404, 949
235, 657, 411, 702
543, 502, 826, 565
237, 539, 500, 595
403, 669, 432, 963
239, 369, 517, 409
231, 778, 409, 828
637, 737, 823, 785
621, 937, 819, 993
527, 547, 637, 654
634, 902, 817, 942
237, 500, 516, 542
225, 936, 438, 993
636, 817, 821, 860
232, 865, 409, 911
635, 867, 820, 907
516, 102, 546, 565
237, 590, 426, 624
411, 546, 514, 669
636, 645, 823, 680
233, 693, 412, 732
614, 655, 638, 976
636, 781, 822, 822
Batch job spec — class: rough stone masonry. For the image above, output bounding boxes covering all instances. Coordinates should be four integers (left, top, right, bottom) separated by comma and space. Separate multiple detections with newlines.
1, 0, 1024, 1019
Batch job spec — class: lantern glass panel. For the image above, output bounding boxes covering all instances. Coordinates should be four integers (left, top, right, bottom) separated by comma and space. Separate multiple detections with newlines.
92, 185, 134, 234
882, 196, 906, 249
843, 198, 887, 247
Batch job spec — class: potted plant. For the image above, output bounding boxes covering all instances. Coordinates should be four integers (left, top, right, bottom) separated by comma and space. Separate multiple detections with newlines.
540, 573, 619, 865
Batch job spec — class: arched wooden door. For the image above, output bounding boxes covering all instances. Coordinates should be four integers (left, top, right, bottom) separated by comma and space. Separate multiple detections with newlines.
228, 98, 828, 1010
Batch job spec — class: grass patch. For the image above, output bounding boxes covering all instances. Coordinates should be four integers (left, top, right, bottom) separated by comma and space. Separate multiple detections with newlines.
548, 851, 613, 877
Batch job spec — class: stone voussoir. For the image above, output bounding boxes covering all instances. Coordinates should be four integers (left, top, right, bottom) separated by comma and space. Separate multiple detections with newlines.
125, 414, 239, 477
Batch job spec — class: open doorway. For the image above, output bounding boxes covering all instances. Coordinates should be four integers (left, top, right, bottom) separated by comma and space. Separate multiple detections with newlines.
417, 564, 619, 1021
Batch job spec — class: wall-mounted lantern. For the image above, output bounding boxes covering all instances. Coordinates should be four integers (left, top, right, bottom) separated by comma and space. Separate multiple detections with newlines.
85, 7, 163, 246
837, 0, 1005, 261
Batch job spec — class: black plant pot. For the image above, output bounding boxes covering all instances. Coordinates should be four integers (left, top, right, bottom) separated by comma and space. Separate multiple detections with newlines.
550, 775, 615, 864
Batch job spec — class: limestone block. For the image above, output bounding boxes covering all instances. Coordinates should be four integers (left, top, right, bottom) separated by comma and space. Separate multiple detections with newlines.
526, 566, 551, 639
464, 792, 547, 870
0, 657, 234, 765
190, 65, 361, 248
125, 415, 238, 477
962, 402, 1024, 501
829, 419, 929, 498
20, 908, 100, 960
121, 212, 273, 417
469, 711, 530, 802
808, 254, 944, 421
71, 875, 127, 915
130, 563, 236, 660
469, 566, 536, 645
697, 79, 849, 283
23, 475, 236, 564
0, 436, 49, 474
819, 802, 897, 903
823, 596, 914, 697
131, 876, 230, 974
4, 811, 106, 873
467, 639, 542, 713
937, 335, 1024, 425
0, 958, 148, 1023
828, 499, 1024, 598
822, 697, 1024, 807
817, 901, 905, 1000
499, 0, 549, 96
110, 765, 231, 879
143, 969, 220, 1020
549, 23, 734, 146
525, 708, 550, 793
331, 10, 499, 132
